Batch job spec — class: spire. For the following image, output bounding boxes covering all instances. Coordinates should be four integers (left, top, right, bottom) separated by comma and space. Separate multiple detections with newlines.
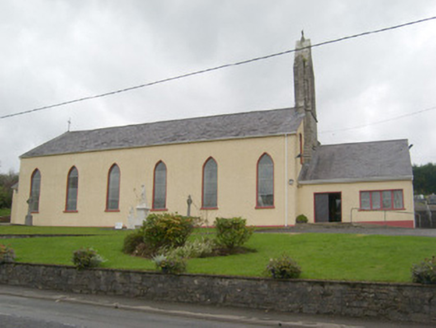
293, 34, 318, 163
294, 36, 316, 117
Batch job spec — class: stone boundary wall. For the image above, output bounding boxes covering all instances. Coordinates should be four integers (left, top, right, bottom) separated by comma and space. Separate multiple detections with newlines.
0, 263, 435, 324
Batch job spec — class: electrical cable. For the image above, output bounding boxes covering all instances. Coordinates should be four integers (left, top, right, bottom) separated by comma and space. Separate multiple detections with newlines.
319, 105, 436, 134
1, 15, 436, 120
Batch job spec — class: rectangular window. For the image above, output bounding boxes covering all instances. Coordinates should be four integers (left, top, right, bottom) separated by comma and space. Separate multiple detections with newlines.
382, 191, 392, 209
372, 191, 381, 210
360, 189, 404, 211
393, 190, 404, 209
360, 191, 370, 210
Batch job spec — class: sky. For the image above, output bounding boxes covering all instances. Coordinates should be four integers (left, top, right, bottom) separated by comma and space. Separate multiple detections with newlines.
1, 0, 436, 174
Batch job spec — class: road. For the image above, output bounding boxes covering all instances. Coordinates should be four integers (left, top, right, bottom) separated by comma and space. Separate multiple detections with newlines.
0, 286, 433, 328
0, 293, 263, 328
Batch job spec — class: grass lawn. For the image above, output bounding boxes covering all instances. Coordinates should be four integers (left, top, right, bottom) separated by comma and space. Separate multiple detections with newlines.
1, 226, 434, 283
188, 233, 435, 282
0, 208, 11, 216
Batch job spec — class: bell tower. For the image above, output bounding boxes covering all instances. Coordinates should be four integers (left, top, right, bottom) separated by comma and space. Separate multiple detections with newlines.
294, 32, 318, 163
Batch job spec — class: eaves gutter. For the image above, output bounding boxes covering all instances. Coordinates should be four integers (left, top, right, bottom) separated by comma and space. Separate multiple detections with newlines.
298, 175, 414, 185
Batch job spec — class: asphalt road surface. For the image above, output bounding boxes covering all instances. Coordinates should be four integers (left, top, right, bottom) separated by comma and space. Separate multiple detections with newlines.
0, 286, 433, 328
0, 294, 264, 328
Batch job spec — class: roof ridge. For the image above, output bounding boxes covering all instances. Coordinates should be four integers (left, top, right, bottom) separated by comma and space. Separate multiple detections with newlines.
71, 107, 296, 134
319, 139, 409, 148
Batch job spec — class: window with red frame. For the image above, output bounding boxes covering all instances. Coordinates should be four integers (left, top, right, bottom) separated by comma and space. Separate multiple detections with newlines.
202, 157, 217, 208
257, 153, 274, 208
360, 190, 404, 210
65, 166, 78, 211
30, 169, 41, 212
153, 161, 167, 210
106, 164, 120, 211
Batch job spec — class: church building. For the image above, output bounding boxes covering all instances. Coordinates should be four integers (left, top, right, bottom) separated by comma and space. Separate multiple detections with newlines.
11, 35, 415, 228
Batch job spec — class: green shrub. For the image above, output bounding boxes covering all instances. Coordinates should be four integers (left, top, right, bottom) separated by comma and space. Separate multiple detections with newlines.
296, 214, 308, 224
72, 248, 105, 270
265, 254, 301, 279
165, 237, 215, 259
122, 229, 144, 254
142, 213, 197, 254
0, 244, 15, 264
214, 217, 253, 250
152, 254, 187, 274
133, 242, 155, 258
411, 256, 436, 284
0, 208, 11, 217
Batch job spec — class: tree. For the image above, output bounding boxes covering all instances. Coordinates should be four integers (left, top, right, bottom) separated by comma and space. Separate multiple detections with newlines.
413, 163, 436, 195
0, 171, 18, 209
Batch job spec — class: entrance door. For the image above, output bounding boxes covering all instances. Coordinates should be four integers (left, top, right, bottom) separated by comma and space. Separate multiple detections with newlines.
315, 193, 342, 223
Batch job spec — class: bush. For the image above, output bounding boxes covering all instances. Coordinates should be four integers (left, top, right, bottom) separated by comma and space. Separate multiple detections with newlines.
133, 242, 155, 258
72, 248, 105, 270
296, 214, 308, 224
164, 237, 215, 259
142, 213, 197, 254
152, 254, 187, 274
214, 217, 253, 250
122, 229, 144, 254
0, 244, 15, 264
265, 254, 301, 279
411, 256, 436, 284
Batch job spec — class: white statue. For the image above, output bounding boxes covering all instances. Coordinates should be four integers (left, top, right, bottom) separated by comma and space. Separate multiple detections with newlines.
136, 184, 150, 227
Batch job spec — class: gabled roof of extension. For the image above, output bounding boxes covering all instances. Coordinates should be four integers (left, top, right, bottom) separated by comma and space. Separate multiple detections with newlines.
299, 139, 413, 184
22, 107, 303, 158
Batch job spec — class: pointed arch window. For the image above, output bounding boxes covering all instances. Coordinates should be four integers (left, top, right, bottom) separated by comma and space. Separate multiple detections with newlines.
30, 169, 41, 213
202, 157, 218, 209
153, 161, 167, 210
106, 164, 120, 211
65, 167, 78, 212
256, 153, 274, 208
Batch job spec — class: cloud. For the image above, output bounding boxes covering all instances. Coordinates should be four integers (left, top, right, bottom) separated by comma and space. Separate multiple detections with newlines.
1, 0, 436, 173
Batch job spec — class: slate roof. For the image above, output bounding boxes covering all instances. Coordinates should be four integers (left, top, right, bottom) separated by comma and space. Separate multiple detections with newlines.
22, 107, 303, 158
299, 139, 413, 183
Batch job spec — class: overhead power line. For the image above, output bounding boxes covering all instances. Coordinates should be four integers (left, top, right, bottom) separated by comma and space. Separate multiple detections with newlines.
1, 15, 436, 120
319, 105, 436, 135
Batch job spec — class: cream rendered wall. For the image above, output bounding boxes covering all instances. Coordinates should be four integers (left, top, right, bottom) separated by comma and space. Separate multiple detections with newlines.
12, 133, 303, 227
297, 179, 414, 224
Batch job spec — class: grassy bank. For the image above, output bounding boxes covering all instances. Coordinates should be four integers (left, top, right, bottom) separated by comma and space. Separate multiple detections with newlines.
1, 226, 433, 283
0, 208, 11, 217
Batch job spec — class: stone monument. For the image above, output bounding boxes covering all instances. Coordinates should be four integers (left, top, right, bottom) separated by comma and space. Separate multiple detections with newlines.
25, 197, 34, 226
134, 185, 150, 228
187, 195, 192, 217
